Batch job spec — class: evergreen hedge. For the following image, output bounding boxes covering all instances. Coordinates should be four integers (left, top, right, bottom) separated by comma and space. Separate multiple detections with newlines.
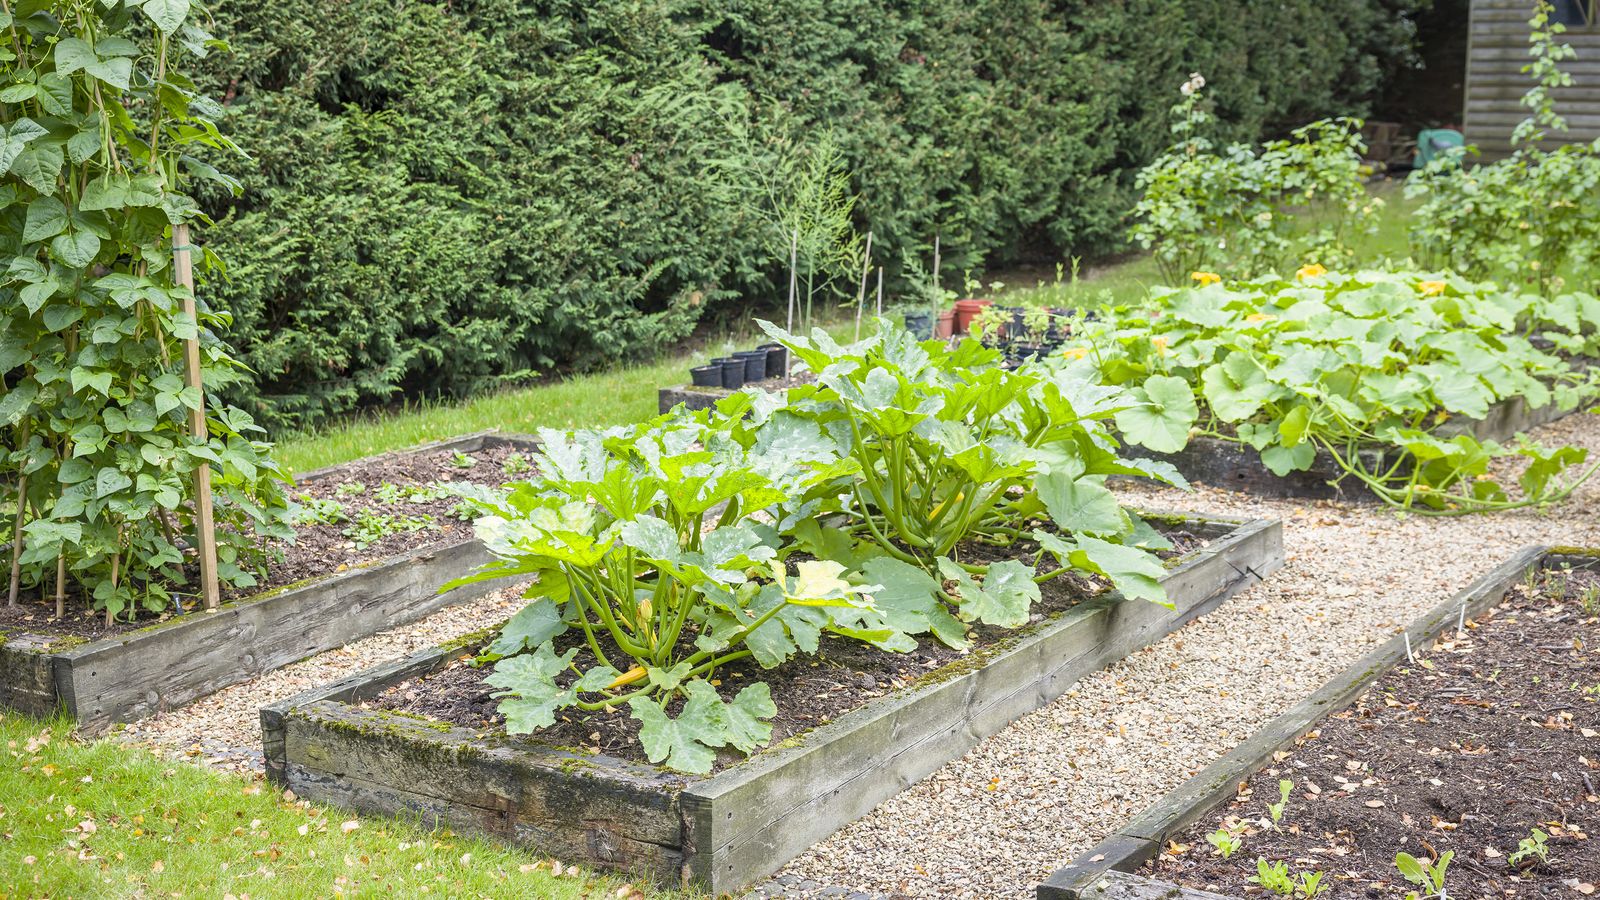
196, 0, 1421, 431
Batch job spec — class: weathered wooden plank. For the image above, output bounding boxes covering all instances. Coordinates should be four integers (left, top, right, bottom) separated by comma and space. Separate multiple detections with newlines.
285, 703, 689, 880
54, 537, 517, 734
1062, 870, 1235, 900
1034, 545, 1547, 900
0, 635, 61, 717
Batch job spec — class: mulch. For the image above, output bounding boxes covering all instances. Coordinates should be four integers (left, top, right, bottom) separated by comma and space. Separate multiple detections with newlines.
1148, 568, 1600, 898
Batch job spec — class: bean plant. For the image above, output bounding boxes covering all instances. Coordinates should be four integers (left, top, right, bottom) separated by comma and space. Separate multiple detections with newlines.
1057, 271, 1600, 514
1, 0, 290, 619
1129, 73, 1379, 282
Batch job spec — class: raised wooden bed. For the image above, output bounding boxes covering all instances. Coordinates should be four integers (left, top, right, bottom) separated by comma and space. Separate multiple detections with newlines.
1036, 543, 1568, 900
261, 512, 1283, 893
0, 431, 537, 734
1143, 392, 1589, 500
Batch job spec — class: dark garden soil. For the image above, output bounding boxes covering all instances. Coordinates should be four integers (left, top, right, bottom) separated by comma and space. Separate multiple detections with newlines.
372, 523, 1205, 772
0, 444, 531, 642
1148, 569, 1600, 898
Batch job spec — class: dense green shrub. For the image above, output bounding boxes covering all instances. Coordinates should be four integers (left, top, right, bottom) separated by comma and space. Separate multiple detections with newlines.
195, 0, 1423, 432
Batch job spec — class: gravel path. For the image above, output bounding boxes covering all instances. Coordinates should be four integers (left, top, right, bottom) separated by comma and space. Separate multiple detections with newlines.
769, 409, 1600, 899
116, 411, 1600, 899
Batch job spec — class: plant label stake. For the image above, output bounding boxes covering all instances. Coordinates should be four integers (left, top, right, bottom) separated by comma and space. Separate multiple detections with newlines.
854, 231, 874, 341
1403, 630, 1415, 665
173, 224, 221, 611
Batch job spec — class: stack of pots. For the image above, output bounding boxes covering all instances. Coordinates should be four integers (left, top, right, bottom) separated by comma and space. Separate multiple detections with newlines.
690, 343, 789, 390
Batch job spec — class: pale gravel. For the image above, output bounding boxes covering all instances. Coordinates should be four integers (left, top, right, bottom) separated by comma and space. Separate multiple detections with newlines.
113, 411, 1600, 899
773, 408, 1600, 899
115, 582, 529, 774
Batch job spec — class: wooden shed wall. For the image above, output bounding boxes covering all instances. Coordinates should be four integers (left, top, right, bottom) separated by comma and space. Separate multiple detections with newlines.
1465, 0, 1600, 158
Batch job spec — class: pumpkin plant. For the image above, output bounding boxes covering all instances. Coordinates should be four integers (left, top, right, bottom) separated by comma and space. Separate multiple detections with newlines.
747, 321, 1183, 643
452, 417, 908, 774
1, 0, 290, 619
1059, 271, 1600, 513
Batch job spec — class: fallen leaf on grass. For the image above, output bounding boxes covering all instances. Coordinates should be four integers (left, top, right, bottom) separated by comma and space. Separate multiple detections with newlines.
341, 820, 359, 834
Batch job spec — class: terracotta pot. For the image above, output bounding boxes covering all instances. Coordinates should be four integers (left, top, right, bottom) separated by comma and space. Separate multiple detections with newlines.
953, 298, 992, 334
934, 309, 956, 339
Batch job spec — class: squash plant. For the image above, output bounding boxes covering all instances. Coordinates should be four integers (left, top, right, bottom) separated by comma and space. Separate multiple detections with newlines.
453, 418, 908, 774
1059, 271, 1600, 513
1, 0, 290, 619
748, 321, 1183, 639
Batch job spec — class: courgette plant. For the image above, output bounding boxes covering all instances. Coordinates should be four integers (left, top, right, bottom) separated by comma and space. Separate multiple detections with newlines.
453, 418, 907, 774
1061, 271, 1600, 514
748, 321, 1184, 643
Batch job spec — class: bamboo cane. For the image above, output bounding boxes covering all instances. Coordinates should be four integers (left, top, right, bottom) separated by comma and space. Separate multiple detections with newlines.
786, 228, 799, 376
7, 421, 29, 608
875, 266, 884, 319
173, 224, 220, 610
53, 552, 63, 620
854, 231, 874, 341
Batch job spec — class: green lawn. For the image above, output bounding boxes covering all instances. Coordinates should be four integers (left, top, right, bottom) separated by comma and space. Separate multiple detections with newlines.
0, 713, 676, 899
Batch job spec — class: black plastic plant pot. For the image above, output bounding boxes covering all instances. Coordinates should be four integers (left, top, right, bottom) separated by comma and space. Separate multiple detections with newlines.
758, 343, 787, 378
733, 350, 768, 382
711, 358, 746, 390
690, 365, 722, 388
902, 311, 933, 340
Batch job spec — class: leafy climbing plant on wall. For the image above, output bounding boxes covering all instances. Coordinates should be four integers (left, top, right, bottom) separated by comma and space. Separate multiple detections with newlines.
0, 0, 290, 622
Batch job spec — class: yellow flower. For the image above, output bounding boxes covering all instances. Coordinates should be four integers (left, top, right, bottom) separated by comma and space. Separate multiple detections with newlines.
1295, 263, 1327, 280
1190, 271, 1221, 287
1418, 280, 1447, 297
1244, 313, 1276, 324
1062, 347, 1089, 360
1152, 336, 1169, 357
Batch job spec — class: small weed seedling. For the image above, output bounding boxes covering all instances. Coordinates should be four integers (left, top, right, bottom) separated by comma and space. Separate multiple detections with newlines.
1508, 828, 1550, 868
1580, 583, 1600, 617
288, 496, 347, 527
1207, 827, 1243, 859
342, 511, 435, 550
450, 451, 477, 469
502, 452, 535, 478
1297, 871, 1330, 899
374, 482, 451, 504
1396, 850, 1453, 900
1249, 859, 1295, 897
1267, 778, 1293, 828
334, 481, 367, 498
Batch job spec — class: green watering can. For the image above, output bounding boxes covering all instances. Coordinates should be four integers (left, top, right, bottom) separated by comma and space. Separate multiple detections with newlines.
1416, 129, 1466, 169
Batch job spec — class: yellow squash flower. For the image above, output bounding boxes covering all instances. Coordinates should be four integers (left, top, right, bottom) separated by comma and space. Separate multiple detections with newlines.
1295, 263, 1327, 280
1190, 271, 1221, 287
1062, 346, 1089, 360
1418, 280, 1447, 297
1245, 313, 1276, 324
1152, 335, 1169, 356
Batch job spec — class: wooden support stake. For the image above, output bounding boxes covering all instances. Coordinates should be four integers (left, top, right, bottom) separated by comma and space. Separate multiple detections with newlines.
874, 266, 883, 319
173, 224, 220, 610
932, 233, 941, 296
786, 228, 799, 377
853, 231, 874, 341
7, 472, 25, 608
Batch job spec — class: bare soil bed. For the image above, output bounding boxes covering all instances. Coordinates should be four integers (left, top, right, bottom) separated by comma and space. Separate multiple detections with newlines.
1148, 566, 1600, 897
371, 524, 1205, 771
0, 443, 530, 642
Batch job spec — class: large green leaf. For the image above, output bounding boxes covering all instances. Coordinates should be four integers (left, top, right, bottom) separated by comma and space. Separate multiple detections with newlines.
1036, 472, 1126, 537
1114, 375, 1197, 453
937, 557, 1036, 628
629, 684, 726, 774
